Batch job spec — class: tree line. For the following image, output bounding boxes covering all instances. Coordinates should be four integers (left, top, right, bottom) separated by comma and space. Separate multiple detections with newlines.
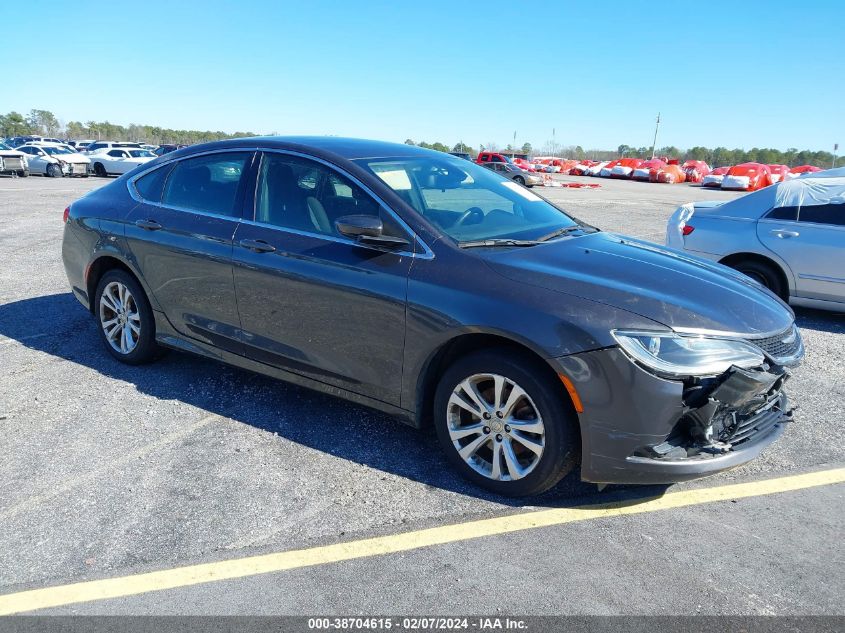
0, 109, 258, 145
1, 109, 836, 168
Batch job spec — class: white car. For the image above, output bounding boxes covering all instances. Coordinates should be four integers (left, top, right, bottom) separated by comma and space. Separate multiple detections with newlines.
88, 148, 156, 176
16, 143, 90, 177
666, 167, 845, 312
0, 142, 29, 177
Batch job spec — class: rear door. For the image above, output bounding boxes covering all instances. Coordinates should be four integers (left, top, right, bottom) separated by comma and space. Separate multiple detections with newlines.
758, 201, 845, 301
124, 151, 256, 352
231, 151, 415, 405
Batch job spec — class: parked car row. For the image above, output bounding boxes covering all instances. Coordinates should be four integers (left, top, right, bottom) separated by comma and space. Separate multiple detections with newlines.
0, 137, 187, 178
496, 153, 826, 192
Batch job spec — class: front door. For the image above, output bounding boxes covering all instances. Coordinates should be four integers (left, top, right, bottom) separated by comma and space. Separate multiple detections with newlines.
232, 152, 415, 405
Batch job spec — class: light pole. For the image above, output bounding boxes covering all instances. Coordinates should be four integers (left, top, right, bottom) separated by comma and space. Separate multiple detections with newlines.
650, 113, 660, 159
833, 143, 839, 168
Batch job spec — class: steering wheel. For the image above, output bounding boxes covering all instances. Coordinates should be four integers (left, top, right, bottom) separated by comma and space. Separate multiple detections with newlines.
455, 206, 484, 226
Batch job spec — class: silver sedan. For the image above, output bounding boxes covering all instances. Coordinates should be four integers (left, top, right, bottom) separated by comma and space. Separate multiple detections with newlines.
666, 167, 845, 312
481, 161, 543, 187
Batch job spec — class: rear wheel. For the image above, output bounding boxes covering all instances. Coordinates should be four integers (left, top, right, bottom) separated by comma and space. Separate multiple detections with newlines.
94, 162, 107, 177
46, 163, 62, 178
513, 176, 525, 186
94, 270, 160, 364
729, 259, 786, 300
434, 349, 580, 497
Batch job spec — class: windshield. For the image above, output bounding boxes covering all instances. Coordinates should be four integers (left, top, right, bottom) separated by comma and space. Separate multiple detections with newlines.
42, 146, 73, 155
354, 155, 579, 242
129, 150, 155, 157
0, 143, 10, 150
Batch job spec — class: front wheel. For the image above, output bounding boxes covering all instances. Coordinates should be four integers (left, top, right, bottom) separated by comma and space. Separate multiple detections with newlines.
46, 163, 63, 178
94, 162, 108, 177
513, 176, 525, 186
94, 270, 160, 364
17, 170, 28, 178
434, 350, 580, 496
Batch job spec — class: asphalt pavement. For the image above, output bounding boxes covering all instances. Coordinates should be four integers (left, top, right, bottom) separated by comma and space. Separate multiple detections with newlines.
0, 174, 842, 616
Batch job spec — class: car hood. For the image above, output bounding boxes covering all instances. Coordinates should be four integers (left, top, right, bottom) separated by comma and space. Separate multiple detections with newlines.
481, 231, 793, 336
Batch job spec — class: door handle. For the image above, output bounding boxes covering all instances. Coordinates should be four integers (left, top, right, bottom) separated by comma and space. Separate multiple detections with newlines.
135, 219, 162, 231
239, 238, 276, 253
770, 229, 799, 238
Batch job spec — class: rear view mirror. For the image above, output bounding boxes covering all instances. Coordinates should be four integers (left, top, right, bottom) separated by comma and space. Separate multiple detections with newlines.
335, 215, 410, 250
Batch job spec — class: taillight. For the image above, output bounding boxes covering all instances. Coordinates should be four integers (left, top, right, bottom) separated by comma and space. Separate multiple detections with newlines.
63, 207, 70, 224
682, 225, 695, 236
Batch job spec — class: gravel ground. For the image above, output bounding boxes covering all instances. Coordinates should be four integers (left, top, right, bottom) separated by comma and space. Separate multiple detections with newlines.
0, 173, 842, 614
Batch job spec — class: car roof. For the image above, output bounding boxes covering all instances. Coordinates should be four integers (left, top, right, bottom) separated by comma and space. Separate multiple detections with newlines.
178, 136, 439, 161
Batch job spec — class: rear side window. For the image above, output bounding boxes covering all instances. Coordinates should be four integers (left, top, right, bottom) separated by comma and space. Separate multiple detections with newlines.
799, 203, 844, 227
766, 206, 798, 221
162, 152, 251, 217
134, 164, 173, 203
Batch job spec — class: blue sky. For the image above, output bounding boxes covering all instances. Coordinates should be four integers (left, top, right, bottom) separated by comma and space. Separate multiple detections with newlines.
3, 1, 843, 151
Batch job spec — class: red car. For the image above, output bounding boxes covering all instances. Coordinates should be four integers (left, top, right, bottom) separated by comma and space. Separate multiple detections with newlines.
633, 159, 666, 181
701, 166, 732, 188
720, 163, 772, 191
682, 160, 711, 183
767, 164, 790, 184
610, 158, 644, 179
788, 165, 822, 178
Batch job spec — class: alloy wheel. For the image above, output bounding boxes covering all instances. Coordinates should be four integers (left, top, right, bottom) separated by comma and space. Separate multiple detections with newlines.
446, 373, 545, 481
99, 281, 141, 354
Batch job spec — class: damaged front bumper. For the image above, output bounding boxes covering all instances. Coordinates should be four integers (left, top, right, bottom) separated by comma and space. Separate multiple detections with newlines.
555, 347, 797, 485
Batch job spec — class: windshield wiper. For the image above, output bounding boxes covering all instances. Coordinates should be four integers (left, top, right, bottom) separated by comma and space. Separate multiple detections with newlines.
535, 224, 596, 242
458, 238, 540, 249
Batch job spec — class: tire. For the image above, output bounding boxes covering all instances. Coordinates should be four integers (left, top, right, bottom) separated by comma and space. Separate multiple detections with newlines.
46, 163, 63, 178
94, 162, 107, 177
729, 259, 786, 301
17, 170, 28, 178
513, 176, 525, 186
434, 349, 580, 497
94, 269, 160, 364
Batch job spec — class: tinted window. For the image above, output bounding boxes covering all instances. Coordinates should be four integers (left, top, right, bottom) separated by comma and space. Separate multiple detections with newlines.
766, 206, 798, 221
162, 152, 251, 216
799, 203, 844, 227
134, 164, 173, 203
107, 150, 123, 157
255, 153, 402, 238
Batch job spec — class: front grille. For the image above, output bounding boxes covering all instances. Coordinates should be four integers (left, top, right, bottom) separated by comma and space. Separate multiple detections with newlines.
724, 393, 786, 446
71, 163, 87, 175
746, 325, 802, 364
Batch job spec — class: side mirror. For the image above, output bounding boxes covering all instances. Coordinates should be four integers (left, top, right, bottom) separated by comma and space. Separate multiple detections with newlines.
335, 215, 410, 250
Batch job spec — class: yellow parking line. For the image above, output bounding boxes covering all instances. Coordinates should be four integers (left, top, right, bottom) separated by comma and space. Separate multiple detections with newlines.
1, 467, 843, 614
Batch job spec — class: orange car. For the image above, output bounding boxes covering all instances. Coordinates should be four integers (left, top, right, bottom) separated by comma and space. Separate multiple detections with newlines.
649, 163, 686, 184
720, 162, 772, 191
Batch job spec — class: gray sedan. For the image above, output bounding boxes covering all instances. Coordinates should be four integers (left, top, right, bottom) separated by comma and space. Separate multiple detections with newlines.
667, 167, 845, 312
62, 137, 802, 496
481, 161, 543, 187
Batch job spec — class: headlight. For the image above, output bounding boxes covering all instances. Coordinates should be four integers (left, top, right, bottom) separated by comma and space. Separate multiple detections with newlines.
612, 330, 765, 377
